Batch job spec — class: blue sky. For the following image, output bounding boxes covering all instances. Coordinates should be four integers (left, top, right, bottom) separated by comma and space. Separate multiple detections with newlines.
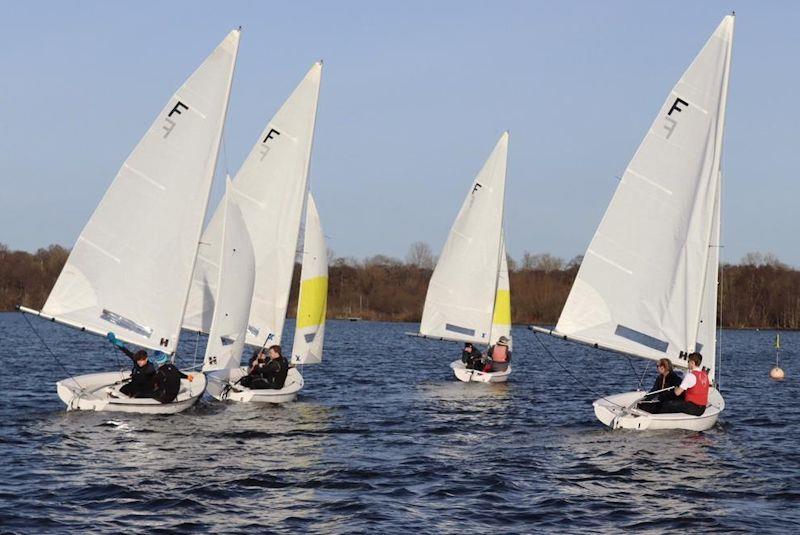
2, 1, 798, 266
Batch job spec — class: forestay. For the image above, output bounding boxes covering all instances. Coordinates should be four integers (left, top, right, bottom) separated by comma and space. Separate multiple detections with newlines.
40, 30, 240, 353
553, 16, 734, 379
203, 179, 256, 372
419, 132, 508, 345
291, 194, 328, 364
490, 233, 512, 349
184, 61, 322, 347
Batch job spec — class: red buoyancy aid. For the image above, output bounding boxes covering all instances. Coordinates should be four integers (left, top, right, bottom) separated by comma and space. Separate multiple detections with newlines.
492, 345, 508, 363
684, 369, 710, 406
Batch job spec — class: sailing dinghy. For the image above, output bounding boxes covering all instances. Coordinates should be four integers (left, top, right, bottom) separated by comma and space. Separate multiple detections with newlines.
19, 30, 241, 413
411, 132, 512, 383
184, 63, 325, 403
531, 15, 734, 431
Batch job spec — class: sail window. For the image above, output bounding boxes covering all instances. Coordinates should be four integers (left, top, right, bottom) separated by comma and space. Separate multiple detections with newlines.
100, 309, 153, 338
614, 324, 668, 353
446, 324, 476, 337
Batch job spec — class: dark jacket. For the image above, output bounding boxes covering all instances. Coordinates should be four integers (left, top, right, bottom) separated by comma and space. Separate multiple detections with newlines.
153, 363, 188, 403
118, 346, 156, 391
646, 370, 683, 401
462, 347, 482, 365
263, 356, 290, 389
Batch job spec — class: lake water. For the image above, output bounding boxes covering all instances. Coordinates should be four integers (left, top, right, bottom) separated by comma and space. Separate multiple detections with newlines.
0, 312, 798, 533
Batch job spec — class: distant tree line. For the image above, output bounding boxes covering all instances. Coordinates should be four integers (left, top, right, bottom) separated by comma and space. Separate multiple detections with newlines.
4, 242, 800, 329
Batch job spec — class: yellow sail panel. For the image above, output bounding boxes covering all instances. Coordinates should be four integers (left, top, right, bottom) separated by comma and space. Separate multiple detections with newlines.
297, 276, 328, 328
492, 289, 511, 325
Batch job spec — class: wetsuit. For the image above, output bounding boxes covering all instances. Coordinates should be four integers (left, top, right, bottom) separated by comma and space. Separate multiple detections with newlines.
462, 347, 484, 370
240, 355, 269, 388
152, 363, 188, 403
259, 356, 289, 389
115, 347, 156, 398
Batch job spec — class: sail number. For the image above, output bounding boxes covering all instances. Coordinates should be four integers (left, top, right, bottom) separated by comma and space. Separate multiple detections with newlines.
663, 97, 689, 140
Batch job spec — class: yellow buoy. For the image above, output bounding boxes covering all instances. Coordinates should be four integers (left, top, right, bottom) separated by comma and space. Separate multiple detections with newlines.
770, 366, 785, 380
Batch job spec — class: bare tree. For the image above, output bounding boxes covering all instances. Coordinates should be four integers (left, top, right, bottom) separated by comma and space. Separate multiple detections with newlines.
406, 241, 435, 269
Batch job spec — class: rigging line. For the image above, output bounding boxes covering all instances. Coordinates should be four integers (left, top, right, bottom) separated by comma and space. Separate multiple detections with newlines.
532, 330, 625, 408
192, 330, 200, 371
20, 311, 85, 391
624, 353, 641, 388
638, 361, 651, 391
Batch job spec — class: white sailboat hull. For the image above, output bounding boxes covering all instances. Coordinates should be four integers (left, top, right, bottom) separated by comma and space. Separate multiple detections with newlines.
593, 388, 725, 431
207, 366, 304, 404
449, 360, 511, 383
56, 371, 206, 414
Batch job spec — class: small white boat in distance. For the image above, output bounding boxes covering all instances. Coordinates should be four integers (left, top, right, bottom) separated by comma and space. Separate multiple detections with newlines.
184, 62, 325, 404
20, 29, 240, 414
531, 14, 735, 431
410, 132, 513, 383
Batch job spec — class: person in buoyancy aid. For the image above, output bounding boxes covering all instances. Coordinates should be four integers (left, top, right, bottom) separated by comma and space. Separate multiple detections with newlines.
461, 342, 484, 370
151, 351, 194, 403
638, 358, 683, 414
107, 332, 156, 398
660, 352, 709, 416
484, 336, 511, 372
240, 348, 270, 389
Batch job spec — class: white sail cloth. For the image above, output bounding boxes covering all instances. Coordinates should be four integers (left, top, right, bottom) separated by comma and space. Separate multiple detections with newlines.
184, 62, 322, 348
490, 234, 512, 349
554, 16, 734, 380
41, 30, 240, 353
291, 194, 328, 364
419, 132, 509, 345
203, 180, 256, 372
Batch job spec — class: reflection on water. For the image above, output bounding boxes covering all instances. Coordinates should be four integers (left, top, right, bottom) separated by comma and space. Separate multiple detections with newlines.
1, 315, 799, 532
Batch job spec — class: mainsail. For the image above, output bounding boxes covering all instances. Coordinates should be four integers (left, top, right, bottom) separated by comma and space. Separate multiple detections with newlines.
37, 30, 240, 354
203, 179, 256, 372
419, 132, 509, 345
184, 61, 322, 347
550, 15, 734, 379
291, 194, 328, 364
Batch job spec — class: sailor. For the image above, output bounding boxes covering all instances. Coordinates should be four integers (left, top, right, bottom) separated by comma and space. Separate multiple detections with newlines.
107, 332, 156, 398
151, 351, 194, 403
240, 348, 269, 389
260, 345, 290, 389
638, 358, 683, 414
461, 342, 484, 370
661, 353, 709, 416
485, 336, 511, 372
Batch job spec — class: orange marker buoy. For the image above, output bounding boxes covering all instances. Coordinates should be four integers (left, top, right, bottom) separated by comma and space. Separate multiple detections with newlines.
770, 366, 785, 380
